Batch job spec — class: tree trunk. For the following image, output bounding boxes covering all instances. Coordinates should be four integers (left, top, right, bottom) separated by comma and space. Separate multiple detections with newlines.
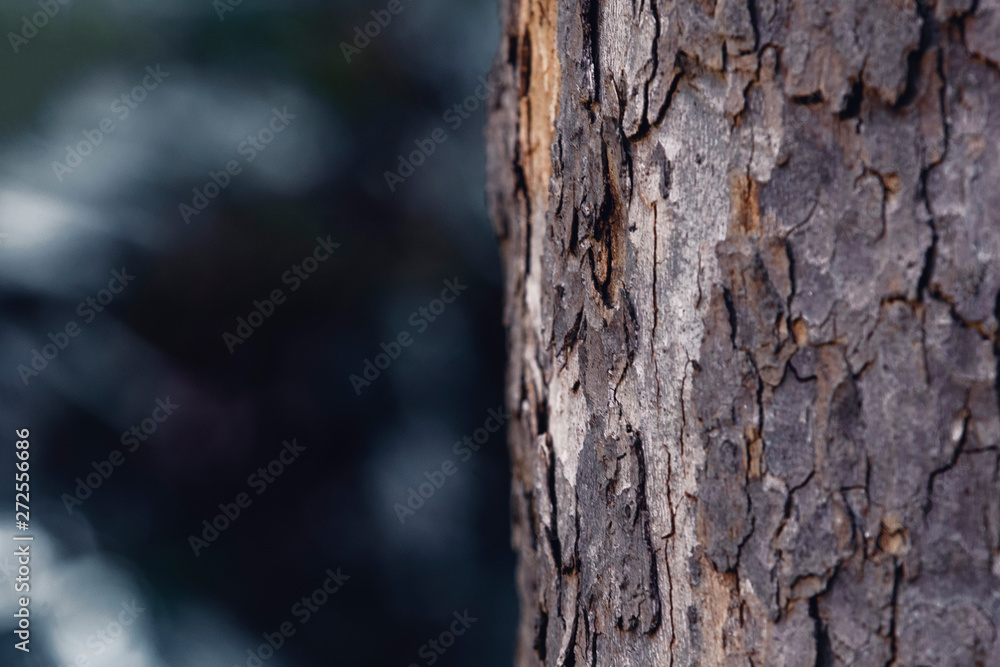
486, 0, 1000, 664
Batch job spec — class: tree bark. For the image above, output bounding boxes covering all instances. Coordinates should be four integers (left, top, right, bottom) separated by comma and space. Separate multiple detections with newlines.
486, 0, 1000, 664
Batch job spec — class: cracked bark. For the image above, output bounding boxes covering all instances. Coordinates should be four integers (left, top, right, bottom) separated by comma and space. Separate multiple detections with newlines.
487, 0, 1000, 664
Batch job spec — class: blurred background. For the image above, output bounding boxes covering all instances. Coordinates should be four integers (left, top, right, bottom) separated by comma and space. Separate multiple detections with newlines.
0, 0, 513, 665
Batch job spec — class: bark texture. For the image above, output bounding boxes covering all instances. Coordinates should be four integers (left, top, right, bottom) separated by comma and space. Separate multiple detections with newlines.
487, 0, 1000, 664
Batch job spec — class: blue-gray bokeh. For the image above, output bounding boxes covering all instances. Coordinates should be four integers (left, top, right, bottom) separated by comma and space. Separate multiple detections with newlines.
0, 0, 511, 665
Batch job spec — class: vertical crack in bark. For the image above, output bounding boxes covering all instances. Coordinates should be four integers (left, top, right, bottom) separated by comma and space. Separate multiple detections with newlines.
536, 607, 550, 661
581, 606, 596, 667
736, 355, 763, 566
915, 213, 937, 303
664, 535, 676, 667
560, 308, 585, 359
746, 0, 760, 52
545, 432, 564, 575
589, 117, 629, 310
559, 585, 582, 667
654, 55, 686, 125
808, 596, 833, 667
569, 209, 580, 254
923, 406, 970, 515
572, 485, 582, 575
883, 559, 902, 667
651, 205, 662, 413
894, 0, 935, 109
838, 80, 864, 120
651, 202, 678, 665
520, 30, 534, 98
774, 472, 817, 591
633, 433, 664, 634
994, 290, 1000, 418
625, 0, 666, 140
916, 110, 945, 303
722, 287, 739, 348
784, 241, 797, 329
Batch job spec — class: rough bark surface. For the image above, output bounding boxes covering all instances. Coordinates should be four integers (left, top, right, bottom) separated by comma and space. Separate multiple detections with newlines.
487, 0, 1000, 664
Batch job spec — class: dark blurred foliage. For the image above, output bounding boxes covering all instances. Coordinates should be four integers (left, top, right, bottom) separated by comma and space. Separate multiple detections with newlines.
0, 1, 512, 665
